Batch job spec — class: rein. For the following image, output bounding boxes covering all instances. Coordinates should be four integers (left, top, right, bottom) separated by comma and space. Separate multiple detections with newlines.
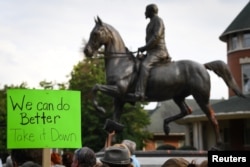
96, 50, 137, 59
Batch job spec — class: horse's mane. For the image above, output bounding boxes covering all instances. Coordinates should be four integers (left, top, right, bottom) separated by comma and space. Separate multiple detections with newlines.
104, 23, 137, 61
103, 23, 127, 50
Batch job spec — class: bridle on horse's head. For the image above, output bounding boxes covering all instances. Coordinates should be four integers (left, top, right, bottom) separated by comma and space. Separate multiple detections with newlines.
85, 16, 137, 59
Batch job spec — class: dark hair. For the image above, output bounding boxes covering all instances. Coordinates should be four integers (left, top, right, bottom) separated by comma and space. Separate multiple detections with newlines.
161, 158, 189, 167
62, 151, 73, 167
75, 147, 96, 167
11, 149, 42, 166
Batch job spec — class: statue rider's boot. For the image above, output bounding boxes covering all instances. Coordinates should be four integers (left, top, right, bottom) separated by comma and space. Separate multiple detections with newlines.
134, 83, 147, 101
135, 68, 148, 101
134, 91, 146, 101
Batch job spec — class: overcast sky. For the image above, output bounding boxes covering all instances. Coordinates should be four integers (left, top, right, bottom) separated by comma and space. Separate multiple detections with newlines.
0, 0, 249, 99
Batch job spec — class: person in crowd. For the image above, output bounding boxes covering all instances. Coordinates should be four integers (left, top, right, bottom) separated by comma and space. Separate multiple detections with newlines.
161, 158, 207, 167
62, 151, 73, 167
121, 140, 140, 167
71, 147, 102, 167
11, 149, 42, 167
161, 158, 189, 167
3, 156, 13, 167
104, 131, 115, 149
100, 144, 133, 167
51, 152, 65, 167
197, 160, 207, 167
186, 160, 208, 167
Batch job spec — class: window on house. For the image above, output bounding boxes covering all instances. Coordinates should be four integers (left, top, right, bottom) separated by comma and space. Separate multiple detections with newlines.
243, 33, 250, 48
230, 36, 238, 51
242, 63, 250, 94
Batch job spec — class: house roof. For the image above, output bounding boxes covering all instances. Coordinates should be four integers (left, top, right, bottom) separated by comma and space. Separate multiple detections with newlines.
178, 94, 250, 123
146, 99, 223, 135
220, 2, 250, 42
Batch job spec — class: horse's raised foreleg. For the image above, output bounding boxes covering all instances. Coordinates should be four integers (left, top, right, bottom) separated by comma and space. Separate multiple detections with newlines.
163, 97, 192, 134
92, 84, 121, 113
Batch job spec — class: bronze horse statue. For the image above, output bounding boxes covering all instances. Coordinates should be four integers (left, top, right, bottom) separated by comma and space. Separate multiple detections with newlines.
84, 17, 244, 148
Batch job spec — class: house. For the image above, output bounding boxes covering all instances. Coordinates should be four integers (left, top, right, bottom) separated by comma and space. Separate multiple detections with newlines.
144, 1, 250, 151
178, 95, 250, 150
181, 1, 250, 150
144, 99, 222, 150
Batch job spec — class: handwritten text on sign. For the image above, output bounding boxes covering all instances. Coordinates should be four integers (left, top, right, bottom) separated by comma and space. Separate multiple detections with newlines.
7, 89, 81, 149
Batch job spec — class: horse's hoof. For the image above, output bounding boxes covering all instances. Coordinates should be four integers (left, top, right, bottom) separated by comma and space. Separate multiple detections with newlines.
104, 119, 124, 133
134, 92, 147, 101
209, 146, 222, 151
209, 143, 224, 151
164, 124, 170, 135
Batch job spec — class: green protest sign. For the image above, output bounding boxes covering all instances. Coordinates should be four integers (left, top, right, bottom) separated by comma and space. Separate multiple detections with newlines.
7, 89, 81, 148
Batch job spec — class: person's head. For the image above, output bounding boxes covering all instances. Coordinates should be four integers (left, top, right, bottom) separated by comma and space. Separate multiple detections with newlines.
198, 160, 208, 167
71, 147, 96, 167
51, 152, 62, 165
100, 144, 132, 167
62, 151, 73, 167
5, 156, 13, 167
121, 140, 136, 155
161, 158, 189, 167
11, 149, 42, 167
145, 4, 158, 18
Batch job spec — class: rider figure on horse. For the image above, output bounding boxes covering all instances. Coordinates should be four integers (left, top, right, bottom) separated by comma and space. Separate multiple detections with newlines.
135, 4, 171, 100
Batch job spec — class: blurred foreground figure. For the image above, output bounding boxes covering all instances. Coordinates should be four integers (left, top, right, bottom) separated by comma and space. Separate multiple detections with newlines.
11, 149, 42, 167
122, 140, 140, 167
51, 152, 65, 167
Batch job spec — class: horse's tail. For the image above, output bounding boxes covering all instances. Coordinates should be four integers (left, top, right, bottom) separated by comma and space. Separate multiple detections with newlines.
204, 60, 245, 98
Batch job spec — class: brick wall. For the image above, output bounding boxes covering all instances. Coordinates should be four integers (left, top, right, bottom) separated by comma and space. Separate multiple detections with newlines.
227, 50, 250, 97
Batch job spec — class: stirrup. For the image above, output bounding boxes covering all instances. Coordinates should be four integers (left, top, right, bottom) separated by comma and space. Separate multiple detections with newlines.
134, 92, 146, 101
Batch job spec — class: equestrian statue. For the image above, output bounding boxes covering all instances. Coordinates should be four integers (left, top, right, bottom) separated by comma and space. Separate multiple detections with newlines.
83, 4, 245, 149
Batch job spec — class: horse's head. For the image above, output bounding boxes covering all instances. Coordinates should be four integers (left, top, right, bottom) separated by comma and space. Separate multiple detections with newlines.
84, 16, 112, 57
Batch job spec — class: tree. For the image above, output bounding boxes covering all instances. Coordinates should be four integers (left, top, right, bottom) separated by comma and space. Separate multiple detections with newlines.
0, 86, 8, 161
39, 80, 68, 90
68, 57, 152, 151
0, 83, 28, 162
